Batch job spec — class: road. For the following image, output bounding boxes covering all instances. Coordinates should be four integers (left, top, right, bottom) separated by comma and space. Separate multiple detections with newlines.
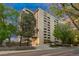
1, 47, 79, 56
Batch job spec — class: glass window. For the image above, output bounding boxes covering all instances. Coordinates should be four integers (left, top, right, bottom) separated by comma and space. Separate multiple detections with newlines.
44, 20, 47, 22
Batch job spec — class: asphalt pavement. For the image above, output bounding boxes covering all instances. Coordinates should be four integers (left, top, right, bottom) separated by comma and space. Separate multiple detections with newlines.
0, 47, 79, 56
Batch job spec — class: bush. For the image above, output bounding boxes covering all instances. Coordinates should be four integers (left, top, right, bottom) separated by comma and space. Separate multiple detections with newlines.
6, 42, 19, 47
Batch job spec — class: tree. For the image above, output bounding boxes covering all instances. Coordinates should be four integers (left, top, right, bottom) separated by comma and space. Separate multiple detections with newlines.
0, 4, 19, 22
50, 3, 79, 30
19, 9, 36, 46
0, 22, 8, 46
0, 22, 17, 46
72, 29, 79, 45
53, 23, 75, 45
0, 4, 6, 21
71, 4, 79, 11
0, 4, 19, 46
6, 24, 17, 46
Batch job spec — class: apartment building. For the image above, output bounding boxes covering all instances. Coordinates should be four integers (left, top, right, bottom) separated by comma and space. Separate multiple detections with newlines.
33, 8, 55, 47
18, 8, 56, 47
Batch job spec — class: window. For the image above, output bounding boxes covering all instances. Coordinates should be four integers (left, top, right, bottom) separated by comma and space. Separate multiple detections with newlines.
48, 22, 50, 24
44, 37, 47, 38
44, 31, 47, 33
48, 24, 50, 26
48, 27, 50, 28
48, 32, 50, 34
48, 17, 50, 19
44, 28, 47, 30
44, 33, 47, 35
48, 29, 50, 31
48, 35, 50, 36
44, 20, 46, 22
48, 37, 50, 39
44, 17, 47, 19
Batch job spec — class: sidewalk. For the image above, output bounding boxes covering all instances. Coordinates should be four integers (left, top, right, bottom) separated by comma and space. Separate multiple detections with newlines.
0, 47, 62, 55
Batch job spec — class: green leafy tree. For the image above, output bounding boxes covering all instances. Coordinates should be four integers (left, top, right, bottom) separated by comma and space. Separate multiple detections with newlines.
0, 22, 17, 46
0, 4, 19, 46
0, 4, 19, 22
0, 22, 7, 46
19, 9, 36, 46
0, 4, 6, 21
54, 23, 75, 45
6, 24, 17, 46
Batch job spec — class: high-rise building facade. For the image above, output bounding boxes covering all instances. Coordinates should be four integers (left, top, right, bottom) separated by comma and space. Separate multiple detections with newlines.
18, 8, 56, 47
34, 8, 55, 46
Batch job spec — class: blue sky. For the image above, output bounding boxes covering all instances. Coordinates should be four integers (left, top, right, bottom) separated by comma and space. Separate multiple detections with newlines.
5, 3, 51, 12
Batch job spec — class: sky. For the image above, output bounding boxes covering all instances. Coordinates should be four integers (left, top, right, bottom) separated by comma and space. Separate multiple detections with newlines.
4, 3, 51, 12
